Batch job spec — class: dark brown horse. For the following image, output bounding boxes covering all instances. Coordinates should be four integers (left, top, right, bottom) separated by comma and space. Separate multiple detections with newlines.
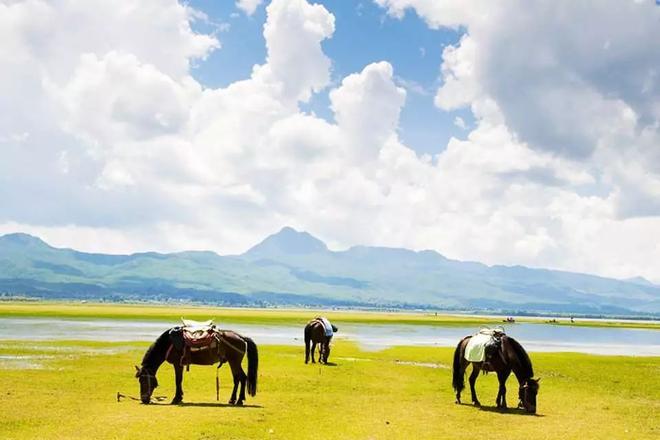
452, 334, 540, 413
135, 327, 258, 405
304, 318, 338, 364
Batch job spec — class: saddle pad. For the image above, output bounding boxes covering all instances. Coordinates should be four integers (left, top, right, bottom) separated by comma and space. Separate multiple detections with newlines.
181, 318, 213, 328
183, 328, 216, 347
464, 332, 493, 362
317, 317, 333, 337
181, 318, 216, 347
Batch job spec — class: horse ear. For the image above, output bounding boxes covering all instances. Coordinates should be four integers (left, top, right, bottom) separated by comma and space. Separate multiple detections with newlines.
135, 365, 140, 373
536, 377, 541, 383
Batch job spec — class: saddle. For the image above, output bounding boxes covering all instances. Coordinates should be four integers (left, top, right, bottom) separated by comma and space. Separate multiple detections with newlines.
313, 317, 334, 337
464, 327, 505, 365
181, 319, 217, 348
483, 329, 505, 367
178, 318, 219, 367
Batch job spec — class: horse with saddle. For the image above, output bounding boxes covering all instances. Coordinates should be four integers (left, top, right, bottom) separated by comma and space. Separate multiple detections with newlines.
453, 327, 540, 413
304, 317, 338, 364
135, 319, 258, 405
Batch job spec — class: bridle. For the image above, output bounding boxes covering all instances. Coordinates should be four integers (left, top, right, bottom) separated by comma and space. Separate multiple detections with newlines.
519, 379, 537, 410
140, 369, 158, 400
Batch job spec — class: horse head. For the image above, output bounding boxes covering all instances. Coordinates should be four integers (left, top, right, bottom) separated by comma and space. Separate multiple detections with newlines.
519, 378, 540, 413
135, 365, 158, 404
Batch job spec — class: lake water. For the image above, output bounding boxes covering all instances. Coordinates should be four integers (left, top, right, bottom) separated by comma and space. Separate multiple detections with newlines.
1, 317, 658, 356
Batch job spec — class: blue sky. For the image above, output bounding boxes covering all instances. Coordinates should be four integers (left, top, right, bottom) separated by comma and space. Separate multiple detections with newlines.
188, 0, 472, 155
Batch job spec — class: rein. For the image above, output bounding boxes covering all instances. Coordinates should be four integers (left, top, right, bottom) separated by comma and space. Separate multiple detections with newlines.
216, 331, 247, 355
116, 392, 168, 403
120, 368, 167, 403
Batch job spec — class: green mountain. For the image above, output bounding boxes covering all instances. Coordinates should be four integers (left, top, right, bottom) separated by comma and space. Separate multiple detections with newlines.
1, 228, 658, 316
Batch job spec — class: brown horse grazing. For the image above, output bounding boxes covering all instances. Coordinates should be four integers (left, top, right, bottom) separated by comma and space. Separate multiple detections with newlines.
304, 318, 338, 364
135, 327, 258, 405
452, 334, 540, 413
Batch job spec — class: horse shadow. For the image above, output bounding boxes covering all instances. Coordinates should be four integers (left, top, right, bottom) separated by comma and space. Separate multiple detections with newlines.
323, 362, 338, 367
475, 405, 544, 417
160, 402, 262, 408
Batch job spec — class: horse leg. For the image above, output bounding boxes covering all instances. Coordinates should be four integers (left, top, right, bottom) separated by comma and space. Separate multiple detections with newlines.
469, 363, 482, 407
324, 339, 331, 363
172, 363, 184, 404
238, 371, 247, 405
311, 341, 317, 363
496, 369, 511, 409
229, 359, 247, 405
305, 332, 311, 364
228, 369, 239, 405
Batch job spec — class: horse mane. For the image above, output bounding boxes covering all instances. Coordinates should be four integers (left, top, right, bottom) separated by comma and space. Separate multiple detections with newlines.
141, 329, 172, 368
505, 335, 534, 379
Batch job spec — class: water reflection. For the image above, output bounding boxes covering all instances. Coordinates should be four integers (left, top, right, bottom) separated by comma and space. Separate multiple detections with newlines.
0, 317, 657, 356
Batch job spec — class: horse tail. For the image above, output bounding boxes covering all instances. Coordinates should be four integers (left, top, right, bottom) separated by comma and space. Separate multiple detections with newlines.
243, 336, 258, 396
452, 337, 467, 393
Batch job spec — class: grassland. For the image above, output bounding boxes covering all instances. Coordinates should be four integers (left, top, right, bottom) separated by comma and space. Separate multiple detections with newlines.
1, 301, 658, 330
0, 337, 658, 440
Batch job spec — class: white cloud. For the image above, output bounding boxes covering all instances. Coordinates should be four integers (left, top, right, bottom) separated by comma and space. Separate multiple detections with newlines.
330, 62, 406, 159
2, 0, 660, 284
259, 0, 335, 103
236, 0, 264, 16
371, 0, 660, 280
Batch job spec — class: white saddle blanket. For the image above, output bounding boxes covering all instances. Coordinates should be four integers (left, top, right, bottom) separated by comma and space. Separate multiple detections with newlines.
464, 328, 503, 362
181, 318, 214, 333
317, 317, 333, 337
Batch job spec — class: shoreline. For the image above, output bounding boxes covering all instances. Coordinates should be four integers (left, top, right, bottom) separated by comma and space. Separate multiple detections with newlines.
0, 300, 658, 330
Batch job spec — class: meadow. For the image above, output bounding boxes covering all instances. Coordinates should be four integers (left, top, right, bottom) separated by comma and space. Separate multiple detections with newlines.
1, 339, 658, 440
0, 302, 658, 439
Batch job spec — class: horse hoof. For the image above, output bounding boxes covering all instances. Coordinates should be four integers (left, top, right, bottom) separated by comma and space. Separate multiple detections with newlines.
171, 399, 182, 405
236, 401, 244, 406
455, 400, 461, 404
473, 401, 481, 407
228, 399, 236, 405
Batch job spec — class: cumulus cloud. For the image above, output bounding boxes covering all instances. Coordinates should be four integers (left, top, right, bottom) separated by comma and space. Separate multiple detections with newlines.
373, 0, 660, 277
1, 0, 660, 283
236, 0, 264, 16
330, 62, 406, 159
377, 0, 660, 217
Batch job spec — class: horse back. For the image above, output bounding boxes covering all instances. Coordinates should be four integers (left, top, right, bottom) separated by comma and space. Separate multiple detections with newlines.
305, 320, 328, 343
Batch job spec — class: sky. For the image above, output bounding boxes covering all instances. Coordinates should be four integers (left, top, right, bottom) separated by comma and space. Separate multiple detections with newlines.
1, 0, 659, 282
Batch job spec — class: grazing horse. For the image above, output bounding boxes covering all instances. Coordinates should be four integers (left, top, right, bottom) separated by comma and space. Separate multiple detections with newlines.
452, 334, 540, 413
304, 318, 338, 364
135, 327, 258, 405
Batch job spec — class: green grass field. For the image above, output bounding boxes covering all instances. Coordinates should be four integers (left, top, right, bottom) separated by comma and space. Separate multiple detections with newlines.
0, 339, 658, 440
1, 301, 658, 330
0, 303, 658, 439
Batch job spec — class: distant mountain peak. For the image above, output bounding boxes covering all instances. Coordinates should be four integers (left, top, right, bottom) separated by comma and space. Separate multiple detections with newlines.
0, 232, 49, 247
244, 226, 328, 257
624, 276, 657, 287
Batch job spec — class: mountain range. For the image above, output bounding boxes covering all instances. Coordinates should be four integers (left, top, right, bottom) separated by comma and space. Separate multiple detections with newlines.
1, 227, 659, 316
